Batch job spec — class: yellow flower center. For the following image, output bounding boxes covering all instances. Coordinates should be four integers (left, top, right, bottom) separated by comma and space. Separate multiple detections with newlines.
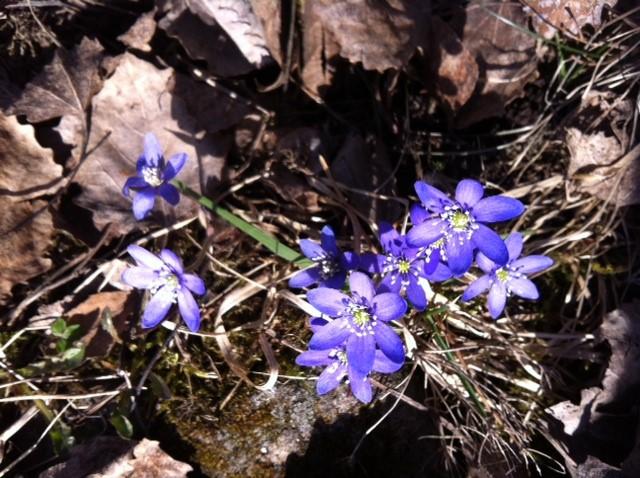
450, 211, 470, 230
496, 268, 510, 283
398, 260, 411, 274
352, 309, 371, 327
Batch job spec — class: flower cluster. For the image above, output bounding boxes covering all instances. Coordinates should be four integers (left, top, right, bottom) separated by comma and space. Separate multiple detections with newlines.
292, 179, 553, 403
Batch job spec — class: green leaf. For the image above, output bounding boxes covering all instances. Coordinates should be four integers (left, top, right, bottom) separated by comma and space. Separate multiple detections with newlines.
110, 413, 134, 439
61, 346, 85, 367
51, 318, 67, 338
173, 180, 312, 267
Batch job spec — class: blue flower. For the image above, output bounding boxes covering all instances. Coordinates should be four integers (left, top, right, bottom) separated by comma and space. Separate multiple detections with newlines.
296, 345, 403, 403
122, 245, 205, 331
461, 232, 553, 319
289, 225, 358, 290
122, 133, 187, 220
361, 222, 431, 310
406, 179, 525, 276
306, 271, 407, 373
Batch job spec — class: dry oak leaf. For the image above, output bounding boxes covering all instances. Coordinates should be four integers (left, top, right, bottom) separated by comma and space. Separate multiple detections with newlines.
454, 1, 538, 127
65, 291, 136, 358
67, 53, 228, 235
117, 8, 157, 52
7, 38, 104, 124
427, 17, 479, 113
567, 130, 640, 206
524, 0, 618, 39
305, 0, 429, 73
0, 113, 62, 199
0, 201, 54, 304
186, 0, 273, 67
158, 0, 255, 77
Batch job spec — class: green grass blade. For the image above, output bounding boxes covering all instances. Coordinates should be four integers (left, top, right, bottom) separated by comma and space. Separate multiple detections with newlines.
173, 180, 312, 267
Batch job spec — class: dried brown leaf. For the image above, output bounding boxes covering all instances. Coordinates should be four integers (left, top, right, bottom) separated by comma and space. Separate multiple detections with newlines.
249, 0, 282, 64
7, 38, 104, 124
65, 53, 228, 235
0, 113, 62, 199
0, 201, 54, 304
427, 17, 479, 112
524, 0, 618, 39
158, 1, 254, 77
117, 8, 157, 52
65, 291, 135, 357
454, 1, 538, 127
186, 0, 273, 67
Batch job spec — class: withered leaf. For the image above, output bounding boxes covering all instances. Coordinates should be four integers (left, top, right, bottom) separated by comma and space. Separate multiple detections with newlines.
117, 8, 157, 52
187, 0, 273, 67
39, 437, 192, 478
525, 0, 618, 39
427, 17, 479, 112
65, 291, 135, 358
67, 53, 228, 235
454, 1, 538, 127
8, 38, 104, 123
158, 1, 254, 77
249, 0, 282, 64
310, 0, 429, 72
0, 113, 62, 199
0, 201, 54, 304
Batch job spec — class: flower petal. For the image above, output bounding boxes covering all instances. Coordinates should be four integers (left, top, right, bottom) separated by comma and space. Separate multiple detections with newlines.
127, 244, 165, 270
461, 275, 492, 301
378, 222, 399, 250
309, 317, 329, 332
377, 273, 402, 293
511, 255, 554, 274
472, 224, 509, 266
509, 277, 539, 300
348, 366, 372, 403
487, 282, 507, 319
406, 277, 427, 311
455, 179, 484, 207
410, 203, 430, 225
132, 187, 157, 220
136, 155, 147, 175
371, 293, 407, 322
340, 251, 359, 270
359, 253, 384, 274
373, 349, 404, 373
320, 225, 339, 256
141, 286, 174, 328
415, 180, 450, 211
320, 270, 347, 289
177, 287, 201, 332
505, 232, 523, 261
163, 152, 187, 180
288, 267, 321, 288
309, 318, 350, 349
160, 249, 184, 274
405, 218, 446, 247
295, 349, 332, 367
159, 183, 180, 206
446, 233, 473, 275
122, 266, 158, 289
307, 288, 349, 316
475, 251, 496, 274
349, 271, 375, 302
183, 273, 205, 295
374, 322, 405, 363
472, 196, 524, 223
425, 262, 453, 282
122, 176, 147, 197
347, 333, 376, 373
143, 133, 163, 165
316, 363, 345, 395
299, 238, 325, 260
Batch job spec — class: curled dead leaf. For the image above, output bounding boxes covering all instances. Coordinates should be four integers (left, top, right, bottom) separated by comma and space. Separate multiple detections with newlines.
117, 8, 157, 52
0, 201, 54, 304
0, 113, 62, 199
524, 0, 618, 39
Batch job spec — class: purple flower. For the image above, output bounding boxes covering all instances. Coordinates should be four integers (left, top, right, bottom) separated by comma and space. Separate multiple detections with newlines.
296, 345, 403, 403
306, 272, 407, 373
122, 133, 187, 220
406, 179, 524, 276
461, 232, 553, 319
361, 222, 430, 310
122, 245, 205, 332
289, 225, 358, 290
